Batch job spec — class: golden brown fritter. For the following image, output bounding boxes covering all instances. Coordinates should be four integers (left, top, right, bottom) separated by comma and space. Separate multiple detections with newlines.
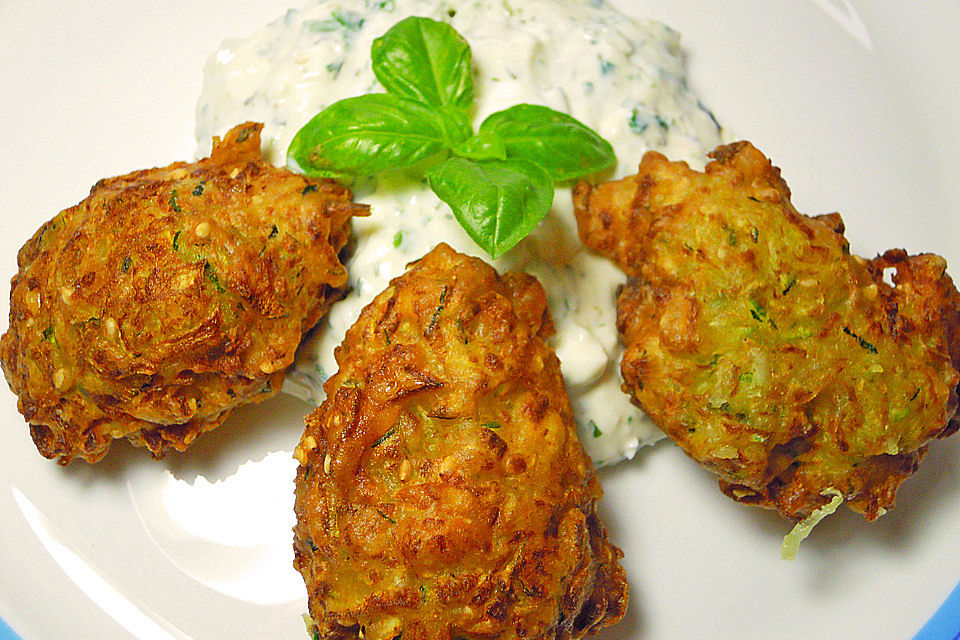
293, 243, 627, 640
573, 141, 960, 522
1, 122, 368, 464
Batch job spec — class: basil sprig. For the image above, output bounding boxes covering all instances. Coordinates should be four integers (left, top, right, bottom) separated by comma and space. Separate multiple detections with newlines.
288, 16, 616, 258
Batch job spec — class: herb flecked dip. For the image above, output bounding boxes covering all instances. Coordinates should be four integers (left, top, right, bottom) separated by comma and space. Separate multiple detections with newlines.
196, 0, 724, 465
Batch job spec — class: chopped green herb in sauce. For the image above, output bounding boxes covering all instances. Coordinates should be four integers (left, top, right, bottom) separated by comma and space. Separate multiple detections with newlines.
628, 108, 648, 134
590, 420, 602, 438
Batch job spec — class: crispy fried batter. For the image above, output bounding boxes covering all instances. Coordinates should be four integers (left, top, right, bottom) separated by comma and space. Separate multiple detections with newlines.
573, 141, 960, 522
293, 243, 627, 640
1, 122, 368, 464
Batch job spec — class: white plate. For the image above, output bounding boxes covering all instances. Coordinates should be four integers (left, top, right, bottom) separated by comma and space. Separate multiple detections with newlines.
1, 1, 959, 639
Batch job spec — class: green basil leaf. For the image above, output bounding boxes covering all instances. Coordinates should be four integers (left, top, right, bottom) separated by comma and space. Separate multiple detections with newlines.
287, 93, 468, 177
478, 104, 615, 181
371, 16, 474, 110
437, 104, 474, 145
427, 157, 553, 259
452, 130, 507, 161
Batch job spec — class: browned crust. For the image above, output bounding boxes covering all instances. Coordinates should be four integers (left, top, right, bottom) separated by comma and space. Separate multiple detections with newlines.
1, 122, 368, 463
293, 243, 627, 640
575, 141, 960, 522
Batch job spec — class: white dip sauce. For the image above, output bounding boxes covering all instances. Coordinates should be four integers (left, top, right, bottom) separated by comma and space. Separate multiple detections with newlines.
196, 0, 723, 466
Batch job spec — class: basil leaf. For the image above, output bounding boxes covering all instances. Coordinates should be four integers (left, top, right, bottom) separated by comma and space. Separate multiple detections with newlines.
478, 104, 615, 181
427, 157, 553, 259
371, 16, 474, 111
287, 93, 470, 177
452, 131, 507, 161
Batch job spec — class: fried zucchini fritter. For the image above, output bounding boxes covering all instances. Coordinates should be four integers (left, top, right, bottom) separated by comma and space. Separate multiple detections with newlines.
1, 122, 367, 464
573, 141, 960, 522
293, 243, 627, 640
